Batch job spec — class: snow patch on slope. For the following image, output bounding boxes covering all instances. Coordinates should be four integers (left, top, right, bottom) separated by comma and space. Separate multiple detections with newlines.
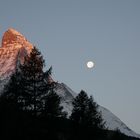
98, 106, 140, 138
54, 83, 75, 116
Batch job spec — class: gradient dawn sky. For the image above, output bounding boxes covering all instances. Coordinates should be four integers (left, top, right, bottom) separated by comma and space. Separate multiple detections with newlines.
0, 0, 140, 133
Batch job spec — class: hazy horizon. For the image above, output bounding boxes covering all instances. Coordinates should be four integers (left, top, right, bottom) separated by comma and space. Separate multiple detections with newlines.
0, 0, 140, 133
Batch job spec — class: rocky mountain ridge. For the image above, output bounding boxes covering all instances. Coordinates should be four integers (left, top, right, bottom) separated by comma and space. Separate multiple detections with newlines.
0, 28, 33, 78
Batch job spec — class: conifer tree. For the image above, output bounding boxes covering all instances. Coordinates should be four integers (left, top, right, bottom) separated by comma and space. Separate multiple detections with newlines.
70, 90, 89, 125
86, 96, 104, 128
42, 88, 66, 118
19, 46, 46, 115
0, 67, 24, 128
2, 67, 23, 110
44, 66, 54, 90
70, 90, 104, 128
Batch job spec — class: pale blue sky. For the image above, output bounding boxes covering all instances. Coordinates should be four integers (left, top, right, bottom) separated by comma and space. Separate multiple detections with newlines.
0, 0, 140, 133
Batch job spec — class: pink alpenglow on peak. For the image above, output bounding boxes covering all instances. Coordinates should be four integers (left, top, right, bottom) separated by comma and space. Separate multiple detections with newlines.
1, 28, 33, 49
0, 28, 33, 78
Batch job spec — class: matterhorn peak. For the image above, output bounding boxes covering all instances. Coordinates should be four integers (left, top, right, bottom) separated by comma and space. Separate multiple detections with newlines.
1, 28, 32, 49
0, 28, 33, 78
4, 28, 23, 37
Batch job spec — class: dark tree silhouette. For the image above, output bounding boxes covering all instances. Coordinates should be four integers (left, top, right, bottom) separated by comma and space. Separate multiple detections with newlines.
19, 46, 46, 115
86, 96, 104, 129
42, 89, 66, 118
2, 67, 23, 110
70, 90, 89, 125
70, 90, 104, 128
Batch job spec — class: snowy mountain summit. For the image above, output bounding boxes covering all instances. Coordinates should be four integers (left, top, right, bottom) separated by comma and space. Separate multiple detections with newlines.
0, 28, 33, 78
0, 28, 140, 138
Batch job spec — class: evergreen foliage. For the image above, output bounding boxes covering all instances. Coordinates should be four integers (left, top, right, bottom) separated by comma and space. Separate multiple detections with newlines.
19, 46, 46, 115
42, 89, 66, 118
70, 90, 104, 128
3, 69, 19, 98
2, 67, 23, 110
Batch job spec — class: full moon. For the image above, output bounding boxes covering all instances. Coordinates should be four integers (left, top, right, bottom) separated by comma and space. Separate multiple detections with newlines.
87, 61, 95, 69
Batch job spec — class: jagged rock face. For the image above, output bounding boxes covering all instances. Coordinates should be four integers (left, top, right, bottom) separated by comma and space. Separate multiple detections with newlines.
0, 28, 33, 78
2, 28, 33, 48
